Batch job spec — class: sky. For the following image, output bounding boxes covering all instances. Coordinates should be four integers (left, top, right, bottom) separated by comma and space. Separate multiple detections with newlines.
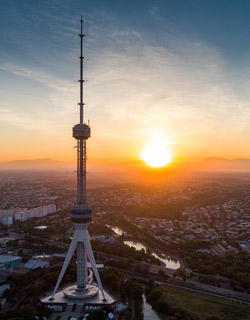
1, 0, 250, 163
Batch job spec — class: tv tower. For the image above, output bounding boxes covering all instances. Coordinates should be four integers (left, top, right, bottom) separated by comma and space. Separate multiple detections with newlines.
50, 17, 106, 302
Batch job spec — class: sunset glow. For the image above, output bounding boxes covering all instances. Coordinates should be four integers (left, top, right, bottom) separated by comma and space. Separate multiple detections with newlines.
142, 140, 172, 168
1, 1, 250, 164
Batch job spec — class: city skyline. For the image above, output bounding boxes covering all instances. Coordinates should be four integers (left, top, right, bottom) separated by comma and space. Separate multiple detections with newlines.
1, 1, 250, 164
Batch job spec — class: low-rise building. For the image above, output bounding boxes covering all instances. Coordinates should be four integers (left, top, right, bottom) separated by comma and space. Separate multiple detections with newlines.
0, 255, 22, 272
211, 244, 227, 256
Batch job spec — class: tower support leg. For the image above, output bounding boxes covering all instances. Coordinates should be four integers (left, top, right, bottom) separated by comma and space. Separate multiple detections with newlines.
52, 233, 77, 298
83, 231, 106, 301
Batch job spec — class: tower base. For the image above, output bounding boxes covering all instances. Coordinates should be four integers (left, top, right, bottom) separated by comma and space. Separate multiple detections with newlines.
41, 283, 115, 309
63, 284, 99, 300
52, 223, 107, 301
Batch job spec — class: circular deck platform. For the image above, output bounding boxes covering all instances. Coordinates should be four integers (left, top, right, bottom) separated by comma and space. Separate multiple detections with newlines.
63, 284, 99, 300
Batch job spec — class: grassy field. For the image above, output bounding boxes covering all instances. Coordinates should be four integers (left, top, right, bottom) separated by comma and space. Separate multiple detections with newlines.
152, 284, 250, 320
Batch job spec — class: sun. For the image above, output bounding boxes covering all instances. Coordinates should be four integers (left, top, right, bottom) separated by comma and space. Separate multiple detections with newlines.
141, 140, 172, 168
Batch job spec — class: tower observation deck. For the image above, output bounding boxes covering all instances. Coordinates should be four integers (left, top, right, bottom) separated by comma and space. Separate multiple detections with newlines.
41, 18, 115, 307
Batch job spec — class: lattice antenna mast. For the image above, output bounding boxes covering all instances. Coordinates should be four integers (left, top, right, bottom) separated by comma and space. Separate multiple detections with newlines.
79, 16, 84, 125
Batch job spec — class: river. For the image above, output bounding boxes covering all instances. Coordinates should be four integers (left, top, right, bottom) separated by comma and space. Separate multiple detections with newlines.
106, 225, 180, 269
105, 225, 125, 236
124, 240, 180, 270
142, 294, 165, 320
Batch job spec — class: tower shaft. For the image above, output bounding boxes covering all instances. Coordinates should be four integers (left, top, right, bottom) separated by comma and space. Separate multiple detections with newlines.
77, 139, 86, 205
77, 242, 87, 288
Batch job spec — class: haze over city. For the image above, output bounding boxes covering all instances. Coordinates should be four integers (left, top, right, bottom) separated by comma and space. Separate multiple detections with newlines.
2, 0, 250, 166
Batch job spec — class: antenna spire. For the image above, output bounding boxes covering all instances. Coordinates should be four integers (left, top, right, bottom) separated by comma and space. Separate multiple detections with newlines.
79, 16, 84, 124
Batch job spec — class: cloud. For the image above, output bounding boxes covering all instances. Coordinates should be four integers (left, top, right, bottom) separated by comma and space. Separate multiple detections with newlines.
0, 63, 74, 91
1, 11, 250, 160
82, 27, 250, 158
0, 63, 79, 135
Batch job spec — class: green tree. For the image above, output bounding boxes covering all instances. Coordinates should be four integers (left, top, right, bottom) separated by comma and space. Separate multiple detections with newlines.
213, 262, 224, 275
189, 272, 194, 280
158, 268, 168, 278
87, 309, 105, 320
173, 268, 186, 281
18, 304, 36, 320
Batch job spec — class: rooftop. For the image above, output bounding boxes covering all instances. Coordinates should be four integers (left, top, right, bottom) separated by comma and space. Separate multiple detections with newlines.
0, 255, 21, 263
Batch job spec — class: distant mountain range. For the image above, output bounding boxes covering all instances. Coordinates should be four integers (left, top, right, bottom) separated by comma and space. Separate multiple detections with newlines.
0, 158, 74, 170
1, 157, 250, 171
198, 157, 250, 171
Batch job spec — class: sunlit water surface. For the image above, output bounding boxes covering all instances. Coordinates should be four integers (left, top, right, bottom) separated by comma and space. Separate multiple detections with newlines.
105, 225, 125, 235
124, 240, 180, 270
142, 295, 166, 320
